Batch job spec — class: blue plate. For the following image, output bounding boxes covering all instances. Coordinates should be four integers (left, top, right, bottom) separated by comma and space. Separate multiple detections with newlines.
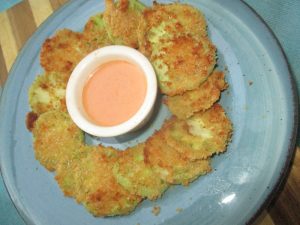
0, 1, 298, 225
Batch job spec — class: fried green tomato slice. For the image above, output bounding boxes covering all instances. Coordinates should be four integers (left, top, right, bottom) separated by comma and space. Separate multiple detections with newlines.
32, 110, 84, 171
40, 29, 86, 74
165, 70, 227, 119
81, 13, 111, 53
56, 146, 142, 217
112, 144, 168, 200
55, 145, 92, 198
144, 131, 212, 186
138, 2, 208, 56
55, 146, 118, 200
164, 104, 232, 161
103, 0, 145, 48
29, 72, 69, 115
151, 35, 216, 96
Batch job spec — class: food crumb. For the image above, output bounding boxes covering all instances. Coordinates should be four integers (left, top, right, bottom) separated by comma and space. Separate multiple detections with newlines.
151, 206, 161, 216
26, 111, 38, 131
248, 80, 253, 86
176, 208, 183, 213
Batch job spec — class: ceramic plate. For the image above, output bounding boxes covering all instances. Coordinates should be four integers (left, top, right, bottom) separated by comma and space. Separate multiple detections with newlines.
0, 1, 298, 225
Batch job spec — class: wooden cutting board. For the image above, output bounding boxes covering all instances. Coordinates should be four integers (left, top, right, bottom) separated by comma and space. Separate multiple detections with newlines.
0, 0, 299, 224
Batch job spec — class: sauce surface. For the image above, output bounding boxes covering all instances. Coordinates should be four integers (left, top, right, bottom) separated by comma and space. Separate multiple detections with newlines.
82, 60, 147, 126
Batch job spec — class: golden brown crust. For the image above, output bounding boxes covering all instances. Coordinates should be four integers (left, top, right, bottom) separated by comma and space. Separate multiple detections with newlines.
137, 3, 215, 96
103, 0, 144, 48
55, 146, 142, 216
152, 36, 216, 95
78, 147, 142, 216
81, 14, 111, 53
112, 144, 168, 200
138, 2, 208, 56
40, 29, 86, 74
28, 72, 69, 115
32, 111, 84, 171
165, 70, 228, 119
163, 104, 232, 161
144, 130, 211, 185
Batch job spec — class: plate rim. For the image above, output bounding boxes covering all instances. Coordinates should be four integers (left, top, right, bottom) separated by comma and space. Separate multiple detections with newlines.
238, 1, 299, 224
0, 0, 298, 225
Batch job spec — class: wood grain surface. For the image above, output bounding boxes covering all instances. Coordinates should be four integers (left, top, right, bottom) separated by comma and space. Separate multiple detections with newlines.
0, 1, 299, 224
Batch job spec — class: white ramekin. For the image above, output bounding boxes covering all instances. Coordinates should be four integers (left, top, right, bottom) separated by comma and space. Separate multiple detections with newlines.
66, 45, 157, 137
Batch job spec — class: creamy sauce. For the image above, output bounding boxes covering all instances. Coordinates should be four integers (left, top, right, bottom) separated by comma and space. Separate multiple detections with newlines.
82, 60, 147, 126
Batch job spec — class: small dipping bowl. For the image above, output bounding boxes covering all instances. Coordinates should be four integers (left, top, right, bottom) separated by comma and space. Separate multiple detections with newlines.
66, 45, 157, 137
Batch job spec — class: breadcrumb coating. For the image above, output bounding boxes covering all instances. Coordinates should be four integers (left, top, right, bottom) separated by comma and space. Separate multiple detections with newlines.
164, 104, 232, 161
145, 130, 211, 185
29, 72, 68, 115
81, 14, 112, 53
165, 70, 227, 119
103, 0, 145, 48
151, 35, 216, 95
113, 144, 169, 200
32, 111, 84, 171
40, 29, 86, 74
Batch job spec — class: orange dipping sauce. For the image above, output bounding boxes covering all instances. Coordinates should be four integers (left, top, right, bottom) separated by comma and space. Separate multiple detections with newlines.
82, 60, 147, 126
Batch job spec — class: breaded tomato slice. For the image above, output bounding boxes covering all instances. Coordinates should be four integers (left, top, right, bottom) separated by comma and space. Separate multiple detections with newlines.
164, 104, 232, 161
32, 110, 84, 171
103, 0, 145, 48
81, 13, 111, 53
165, 70, 227, 119
56, 146, 142, 217
144, 131, 211, 186
29, 72, 68, 115
40, 29, 86, 74
113, 144, 168, 200
138, 2, 208, 56
55, 145, 93, 198
151, 36, 216, 96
